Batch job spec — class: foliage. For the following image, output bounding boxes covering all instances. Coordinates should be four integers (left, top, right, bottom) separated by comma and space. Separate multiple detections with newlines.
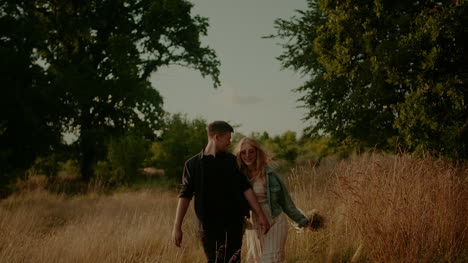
393, 3, 468, 158
0, 0, 221, 184
246, 131, 340, 163
147, 114, 207, 180
60, 160, 81, 177
0, 0, 63, 195
299, 136, 336, 159
27, 154, 61, 178
266, 131, 300, 162
95, 134, 149, 186
271, 0, 467, 158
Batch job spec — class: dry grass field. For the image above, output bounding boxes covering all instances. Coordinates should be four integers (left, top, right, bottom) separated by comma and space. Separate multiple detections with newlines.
0, 153, 466, 263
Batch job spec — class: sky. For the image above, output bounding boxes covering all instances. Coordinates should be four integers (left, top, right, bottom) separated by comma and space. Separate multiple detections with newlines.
150, 0, 309, 137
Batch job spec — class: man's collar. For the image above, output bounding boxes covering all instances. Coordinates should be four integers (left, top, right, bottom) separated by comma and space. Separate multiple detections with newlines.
198, 150, 206, 159
199, 149, 227, 159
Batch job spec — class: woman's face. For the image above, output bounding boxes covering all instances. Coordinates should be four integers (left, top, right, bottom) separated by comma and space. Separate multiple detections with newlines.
240, 143, 257, 167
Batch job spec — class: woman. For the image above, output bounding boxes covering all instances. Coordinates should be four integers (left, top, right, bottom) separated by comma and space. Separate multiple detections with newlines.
234, 137, 309, 263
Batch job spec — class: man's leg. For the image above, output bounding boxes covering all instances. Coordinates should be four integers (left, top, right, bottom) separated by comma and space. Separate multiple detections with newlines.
200, 225, 225, 263
200, 224, 243, 263
225, 222, 244, 263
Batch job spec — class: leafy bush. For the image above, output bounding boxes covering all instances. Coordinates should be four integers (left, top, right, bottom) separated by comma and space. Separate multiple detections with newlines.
95, 134, 149, 186
27, 154, 60, 178
94, 160, 123, 186
60, 159, 80, 177
147, 114, 207, 181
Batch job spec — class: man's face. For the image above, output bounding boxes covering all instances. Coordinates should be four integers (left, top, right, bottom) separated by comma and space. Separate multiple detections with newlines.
215, 132, 232, 152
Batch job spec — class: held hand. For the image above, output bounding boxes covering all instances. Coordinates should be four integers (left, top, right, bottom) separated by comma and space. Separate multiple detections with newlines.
244, 218, 254, 230
172, 228, 183, 247
258, 214, 270, 234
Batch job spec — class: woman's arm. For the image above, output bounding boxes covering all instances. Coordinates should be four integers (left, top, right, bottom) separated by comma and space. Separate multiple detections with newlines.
275, 174, 309, 226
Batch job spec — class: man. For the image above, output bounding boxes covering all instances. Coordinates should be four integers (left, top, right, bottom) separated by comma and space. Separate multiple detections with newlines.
172, 121, 270, 263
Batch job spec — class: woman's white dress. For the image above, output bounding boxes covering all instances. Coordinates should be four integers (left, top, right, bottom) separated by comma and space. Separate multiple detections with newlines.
245, 179, 288, 263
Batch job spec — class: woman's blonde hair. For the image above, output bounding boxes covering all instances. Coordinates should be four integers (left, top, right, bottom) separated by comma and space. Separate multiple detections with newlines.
234, 137, 270, 183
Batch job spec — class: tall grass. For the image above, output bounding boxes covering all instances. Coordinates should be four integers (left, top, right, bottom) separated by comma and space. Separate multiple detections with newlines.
0, 154, 466, 262
286, 153, 467, 263
332, 154, 467, 263
0, 189, 204, 262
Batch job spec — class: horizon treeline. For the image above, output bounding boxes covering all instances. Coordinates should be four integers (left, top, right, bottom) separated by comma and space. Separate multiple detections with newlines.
1, 0, 466, 195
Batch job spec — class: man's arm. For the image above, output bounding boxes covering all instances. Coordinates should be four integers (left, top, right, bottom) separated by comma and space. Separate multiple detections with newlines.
244, 188, 270, 234
171, 198, 191, 247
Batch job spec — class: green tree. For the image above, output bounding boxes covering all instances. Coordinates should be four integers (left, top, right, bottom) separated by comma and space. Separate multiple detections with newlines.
271, 131, 299, 162
1, 0, 221, 186
271, 0, 467, 158
248, 131, 298, 162
298, 135, 334, 160
0, 0, 63, 195
148, 114, 207, 180
393, 3, 467, 158
95, 133, 149, 186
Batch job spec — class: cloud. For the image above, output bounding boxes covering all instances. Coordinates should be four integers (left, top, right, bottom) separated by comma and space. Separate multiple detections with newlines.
211, 85, 263, 107
234, 95, 262, 105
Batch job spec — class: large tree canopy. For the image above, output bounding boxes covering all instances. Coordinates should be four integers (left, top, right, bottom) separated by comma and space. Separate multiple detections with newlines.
272, 0, 467, 158
0, 0, 221, 185
0, 0, 63, 190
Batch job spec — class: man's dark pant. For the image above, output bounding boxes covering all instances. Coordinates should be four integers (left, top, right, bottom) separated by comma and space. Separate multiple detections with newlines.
199, 221, 244, 263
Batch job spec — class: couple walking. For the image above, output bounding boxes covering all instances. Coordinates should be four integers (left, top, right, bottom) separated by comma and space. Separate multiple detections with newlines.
172, 121, 310, 263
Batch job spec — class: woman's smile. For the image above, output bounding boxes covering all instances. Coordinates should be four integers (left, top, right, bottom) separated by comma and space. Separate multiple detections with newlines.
240, 143, 257, 167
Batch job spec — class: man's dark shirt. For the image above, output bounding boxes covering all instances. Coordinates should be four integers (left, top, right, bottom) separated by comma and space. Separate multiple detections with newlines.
179, 150, 251, 226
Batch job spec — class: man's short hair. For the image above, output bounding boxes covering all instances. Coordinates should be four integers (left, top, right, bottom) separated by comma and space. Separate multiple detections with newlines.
207, 121, 234, 137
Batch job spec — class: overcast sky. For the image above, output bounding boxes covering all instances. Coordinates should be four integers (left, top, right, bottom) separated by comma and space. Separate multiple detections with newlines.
150, 0, 309, 137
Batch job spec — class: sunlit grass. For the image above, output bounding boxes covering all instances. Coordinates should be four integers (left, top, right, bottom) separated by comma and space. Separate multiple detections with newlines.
0, 154, 466, 263
286, 153, 467, 263
0, 188, 205, 263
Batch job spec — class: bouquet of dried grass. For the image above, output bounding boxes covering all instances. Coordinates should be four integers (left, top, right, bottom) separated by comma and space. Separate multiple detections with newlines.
293, 209, 325, 233
305, 209, 325, 231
